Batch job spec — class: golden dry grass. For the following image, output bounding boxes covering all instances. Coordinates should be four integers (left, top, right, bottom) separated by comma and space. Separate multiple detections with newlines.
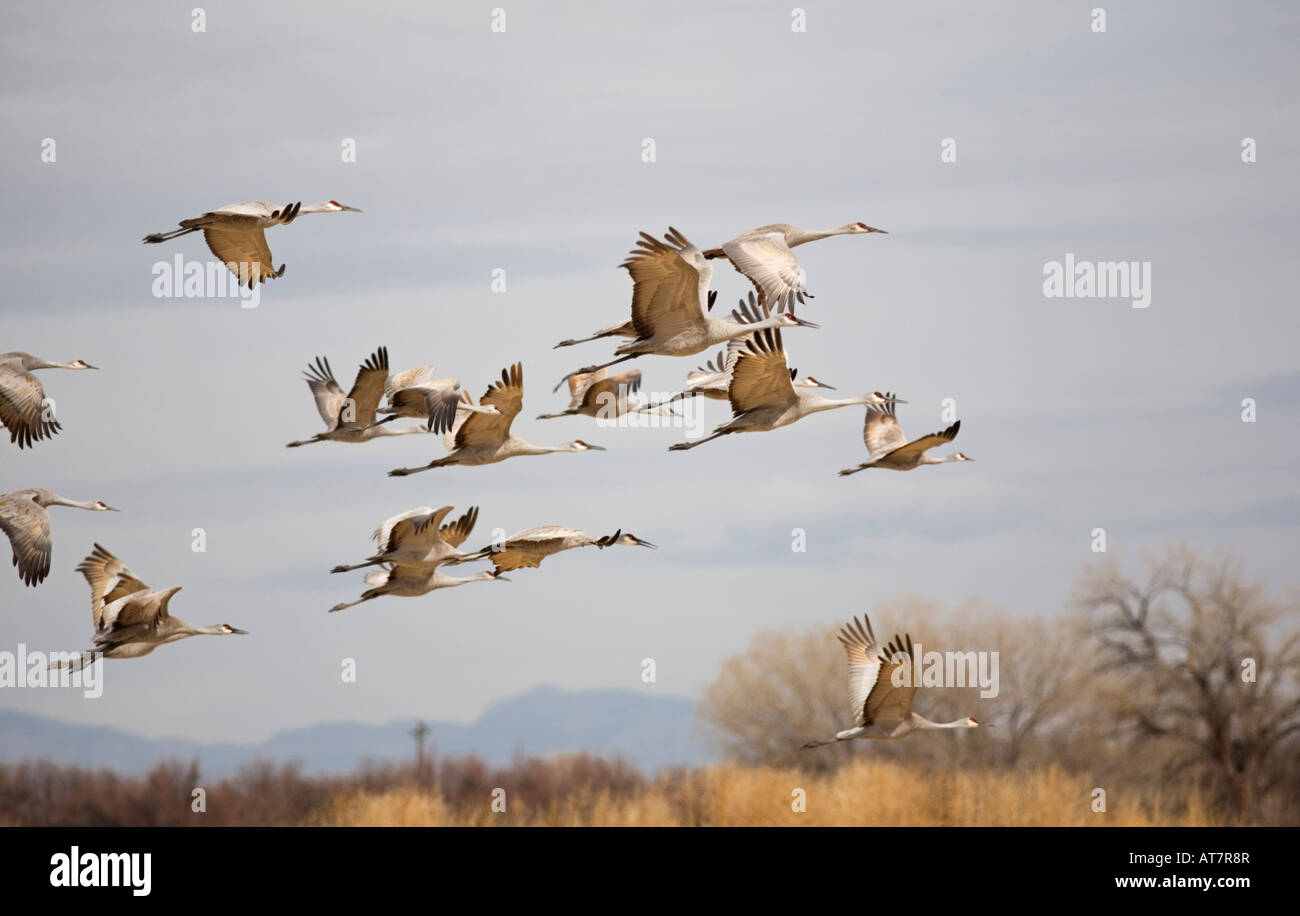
308, 759, 1220, 827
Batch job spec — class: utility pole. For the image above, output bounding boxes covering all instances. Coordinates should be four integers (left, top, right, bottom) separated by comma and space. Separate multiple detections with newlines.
410, 720, 430, 784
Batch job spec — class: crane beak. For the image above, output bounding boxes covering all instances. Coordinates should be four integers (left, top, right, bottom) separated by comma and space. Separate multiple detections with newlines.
793, 316, 820, 329
815, 381, 836, 390
230, 627, 249, 635
636, 539, 658, 550
340, 205, 362, 212
82, 363, 100, 370
103, 505, 121, 512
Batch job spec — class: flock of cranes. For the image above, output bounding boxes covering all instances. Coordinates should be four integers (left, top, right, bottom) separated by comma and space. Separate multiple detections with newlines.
3, 202, 984, 749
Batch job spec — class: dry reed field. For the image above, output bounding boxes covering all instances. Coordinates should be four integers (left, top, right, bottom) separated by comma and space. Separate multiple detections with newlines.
310, 759, 1219, 827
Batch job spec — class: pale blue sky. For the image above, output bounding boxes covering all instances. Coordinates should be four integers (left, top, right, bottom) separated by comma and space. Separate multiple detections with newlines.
1, 1, 1296, 745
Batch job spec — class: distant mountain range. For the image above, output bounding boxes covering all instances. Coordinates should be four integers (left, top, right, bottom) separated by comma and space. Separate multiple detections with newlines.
0, 686, 715, 778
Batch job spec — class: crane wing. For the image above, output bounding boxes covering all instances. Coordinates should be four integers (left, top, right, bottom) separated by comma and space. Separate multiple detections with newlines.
386, 364, 438, 396
302, 356, 346, 429
99, 589, 176, 635
721, 230, 806, 306
727, 328, 797, 414
863, 398, 908, 459
580, 369, 641, 410
838, 617, 917, 728
202, 227, 278, 288
0, 491, 53, 586
0, 365, 59, 448
340, 347, 390, 427
375, 505, 453, 553
621, 228, 713, 341
456, 363, 522, 448
863, 633, 918, 727
76, 543, 151, 629
439, 506, 479, 548
886, 421, 961, 462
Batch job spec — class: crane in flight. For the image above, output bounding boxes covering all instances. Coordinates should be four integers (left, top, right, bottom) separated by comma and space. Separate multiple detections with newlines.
51, 544, 247, 669
638, 296, 836, 412
286, 346, 428, 447
554, 291, 719, 350
669, 323, 899, 451
331, 505, 482, 574
0, 488, 118, 587
552, 229, 817, 392
537, 368, 669, 420
371, 364, 486, 434
462, 526, 656, 572
803, 615, 985, 748
143, 199, 361, 287
0, 352, 98, 449
704, 221, 886, 306
329, 563, 506, 613
839, 399, 972, 475
388, 363, 604, 476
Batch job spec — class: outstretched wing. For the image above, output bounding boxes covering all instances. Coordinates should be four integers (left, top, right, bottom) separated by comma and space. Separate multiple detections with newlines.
76, 543, 151, 629
303, 356, 345, 429
341, 346, 390, 427
622, 228, 713, 341
0, 365, 59, 448
376, 505, 453, 553
727, 327, 796, 414
202, 227, 277, 287
721, 229, 807, 306
439, 506, 479, 548
456, 363, 523, 448
580, 369, 642, 410
864, 396, 908, 459
888, 421, 961, 462
0, 491, 53, 586
837, 617, 917, 728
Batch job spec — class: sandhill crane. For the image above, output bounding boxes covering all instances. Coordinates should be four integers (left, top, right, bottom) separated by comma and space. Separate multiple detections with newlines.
329, 565, 506, 613
0, 489, 117, 587
0, 352, 98, 449
538, 368, 667, 420
53, 544, 246, 669
704, 221, 886, 306
552, 229, 817, 392
142, 199, 361, 287
839, 398, 972, 475
388, 363, 604, 476
370, 364, 482, 434
803, 616, 984, 748
554, 290, 719, 349
463, 526, 656, 571
331, 505, 481, 574
636, 295, 837, 412
668, 325, 899, 451
286, 346, 427, 447
643, 351, 834, 412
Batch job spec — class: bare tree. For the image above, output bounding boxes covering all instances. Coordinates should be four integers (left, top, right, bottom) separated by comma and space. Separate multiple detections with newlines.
1076, 545, 1300, 824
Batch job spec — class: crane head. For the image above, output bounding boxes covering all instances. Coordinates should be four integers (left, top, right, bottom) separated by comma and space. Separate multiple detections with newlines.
94, 500, 119, 512
619, 533, 657, 549
951, 452, 974, 462
569, 440, 606, 452
72, 359, 98, 370
778, 313, 820, 330
220, 624, 249, 635
328, 200, 363, 212
798, 375, 835, 390
852, 222, 887, 234
965, 717, 982, 728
